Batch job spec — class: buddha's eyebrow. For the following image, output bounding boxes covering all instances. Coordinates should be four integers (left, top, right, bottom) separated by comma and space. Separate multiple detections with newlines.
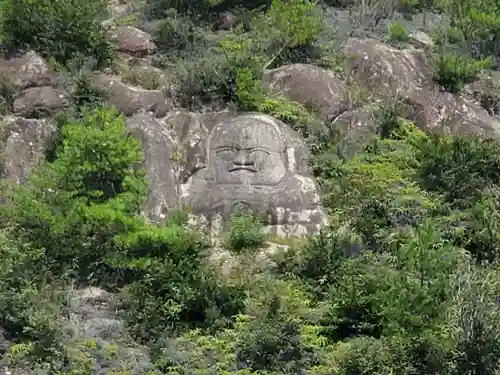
215, 144, 239, 150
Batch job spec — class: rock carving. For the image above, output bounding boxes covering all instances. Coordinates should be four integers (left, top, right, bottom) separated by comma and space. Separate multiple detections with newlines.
179, 113, 328, 236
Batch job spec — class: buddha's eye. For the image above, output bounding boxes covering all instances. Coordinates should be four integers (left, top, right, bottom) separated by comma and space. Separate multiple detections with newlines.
249, 148, 270, 159
216, 147, 237, 160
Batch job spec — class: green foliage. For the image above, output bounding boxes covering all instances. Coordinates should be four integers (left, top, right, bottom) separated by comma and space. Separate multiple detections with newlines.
387, 21, 409, 43
0, 0, 114, 68
417, 134, 500, 206
225, 205, 265, 252
143, 0, 268, 20
438, 0, 500, 59
0, 234, 67, 356
169, 0, 326, 108
117, 224, 247, 340
0, 71, 14, 115
50, 108, 146, 204
151, 9, 209, 53
3, 106, 147, 282
433, 50, 493, 93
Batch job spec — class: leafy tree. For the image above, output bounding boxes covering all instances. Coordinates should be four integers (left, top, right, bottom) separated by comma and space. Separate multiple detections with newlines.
3, 106, 147, 282
1, 0, 114, 67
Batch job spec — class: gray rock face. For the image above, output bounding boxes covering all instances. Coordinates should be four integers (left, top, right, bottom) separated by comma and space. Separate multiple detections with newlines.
0, 116, 56, 184
129, 111, 327, 237
67, 287, 156, 375
262, 63, 349, 121
13, 86, 70, 118
110, 26, 158, 57
89, 73, 171, 117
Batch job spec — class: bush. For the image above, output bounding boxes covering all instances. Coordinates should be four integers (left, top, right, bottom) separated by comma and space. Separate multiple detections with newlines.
151, 9, 209, 53
143, 0, 271, 20
0, 233, 69, 361
387, 21, 409, 43
416, 134, 500, 207
433, 50, 492, 93
271, 228, 363, 297
0, 71, 14, 115
438, 0, 500, 61
1, 0, 115, 68
225, 205, 265, 252
116, 222, 247, 340
171, 0, 326, 108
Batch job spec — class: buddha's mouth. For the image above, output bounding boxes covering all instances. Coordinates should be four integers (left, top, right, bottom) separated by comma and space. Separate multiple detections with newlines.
229, 166, 258, 172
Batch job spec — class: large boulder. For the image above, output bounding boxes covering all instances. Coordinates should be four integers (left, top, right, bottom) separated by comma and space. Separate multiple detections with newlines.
0, 51, 71, 119
13, 86, 70, 118
344, 38, 500, 137
110, 26, 158, 57
0, 51, 55, 90
0, 116, 55, 184
126, 111, 328, 237
262, 63, 349, 121
89, 73, 171, 117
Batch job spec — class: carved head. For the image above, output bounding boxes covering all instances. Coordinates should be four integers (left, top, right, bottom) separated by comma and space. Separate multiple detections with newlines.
208, 117, 287, 185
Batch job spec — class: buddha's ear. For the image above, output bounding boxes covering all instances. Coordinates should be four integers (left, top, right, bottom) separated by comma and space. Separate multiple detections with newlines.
286, 148, 296, 173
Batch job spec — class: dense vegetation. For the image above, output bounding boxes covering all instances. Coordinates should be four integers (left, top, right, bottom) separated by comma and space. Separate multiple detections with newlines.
1, 0, 500, 374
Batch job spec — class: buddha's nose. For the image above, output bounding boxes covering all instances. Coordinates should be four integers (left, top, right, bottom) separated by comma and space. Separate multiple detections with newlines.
233, 151, 253, 166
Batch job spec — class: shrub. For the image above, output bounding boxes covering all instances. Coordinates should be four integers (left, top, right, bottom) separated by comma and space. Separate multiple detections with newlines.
143, 0, 271, 20
416, 134, 500, 206
273, 229, 363, 301
116, 223, 247, 340
0, 71, 14, 115
171, 0, 326, 108
1, 0, 115, 68
151, 9, 208, 53
433, 50, 492, 93
225, 205, 265, 252
0, 233, 69, 361
438, 0, 500, 60
388, 21, 409, 43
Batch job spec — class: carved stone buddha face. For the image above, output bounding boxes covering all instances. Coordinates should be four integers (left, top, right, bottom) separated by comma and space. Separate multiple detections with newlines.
208, 118, 287, 186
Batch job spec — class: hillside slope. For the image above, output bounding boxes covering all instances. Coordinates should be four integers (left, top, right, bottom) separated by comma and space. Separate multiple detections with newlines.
1, 0, 500, 374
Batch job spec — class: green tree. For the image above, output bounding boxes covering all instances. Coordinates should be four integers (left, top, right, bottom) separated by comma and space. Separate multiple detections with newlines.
1, 0, 114, 67
3, 106, 147, 281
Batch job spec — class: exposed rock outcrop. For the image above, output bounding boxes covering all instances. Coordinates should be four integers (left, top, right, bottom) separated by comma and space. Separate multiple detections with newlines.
88, 73, 171, 117
344, 38, 500, 136
110, 26, 158, 57
263, 63, 349, 121
127, 111, 328, 237
0, 116, 55, 184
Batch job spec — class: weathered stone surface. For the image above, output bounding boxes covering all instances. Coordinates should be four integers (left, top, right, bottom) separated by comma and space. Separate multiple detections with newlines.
464, 71, 500, 118
262, 64, 349, 121
0, 51, 55, 90
130, 111, 327, 236
69, 287, 124, 340
148, 112, 326, 236
408, 30, 434, 49
0, 116, 55, 184
89, 74, 171, 117
329, 106, 378, 160
126, 112, 179, 219
345, 38, 432, 93
68, 287, 156, 374
345, 38, 500, 137
110, 26, 157, 57
13, 86, 71, 118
